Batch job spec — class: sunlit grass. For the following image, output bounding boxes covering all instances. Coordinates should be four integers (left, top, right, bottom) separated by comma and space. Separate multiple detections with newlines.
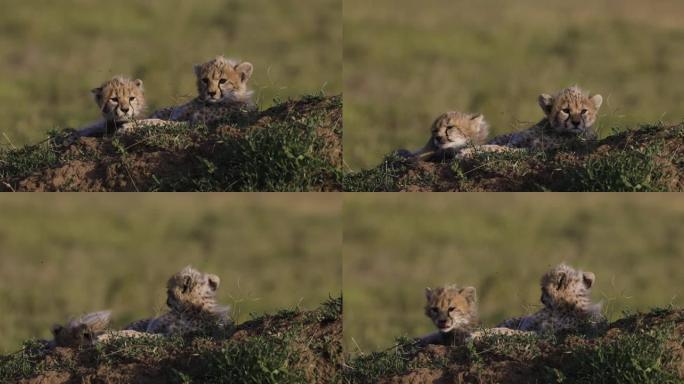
0, 194, 342, 353
343, 194, 684, 352
0, 0, 341, 147
343, 0, 684, 170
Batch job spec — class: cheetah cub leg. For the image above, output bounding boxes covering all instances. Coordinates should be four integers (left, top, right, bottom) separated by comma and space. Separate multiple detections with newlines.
96, 330, 162, 343
117, 118, 183, 133
418, 331, 447, 346
457, 144, 521, 159
467, 327, 533, 341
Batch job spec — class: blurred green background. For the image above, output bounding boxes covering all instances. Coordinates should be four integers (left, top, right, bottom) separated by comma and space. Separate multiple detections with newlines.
0, 194, 341, 353
0, 0, 341, 147
343, 194, 684, 353
344, 0, 684, 170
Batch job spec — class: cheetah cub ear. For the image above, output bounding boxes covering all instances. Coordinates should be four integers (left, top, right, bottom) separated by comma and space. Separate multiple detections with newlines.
235, 62, 254, 83
208, 274, 221, 291
538, 93, 554, 116
469, 113, 489, 135
51, 324, 64, 337
582, 271, 595, 288
424, 287, 433, 300
91, 86, 104, 104
470, 113, 484, 126
459, 286, 477, 305
193, 63, 203, 77
133, 79, 144, 90
590, 94, 603, 110
555, 271, 568, 289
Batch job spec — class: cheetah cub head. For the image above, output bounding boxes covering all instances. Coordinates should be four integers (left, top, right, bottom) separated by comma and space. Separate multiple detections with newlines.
540, 264, 599, 314
425, 285, 478, 333
430, 111, 489, 151
91, 76, 146, 123
51, 310, 112, 347
194, 56, 254, 104
539, 86, 603, 135
166, 266, 224, 313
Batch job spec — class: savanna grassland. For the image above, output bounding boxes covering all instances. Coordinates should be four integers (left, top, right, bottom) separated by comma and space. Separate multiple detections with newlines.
343, 194, 684, 353
0, 0, 341, 147
0, 194, 341, 354
343, 0, 684, 171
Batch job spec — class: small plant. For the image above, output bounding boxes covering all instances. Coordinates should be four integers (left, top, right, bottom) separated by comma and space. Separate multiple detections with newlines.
345, 124, 683, 192
0, 95, 342, 192
344, 308, 684, 384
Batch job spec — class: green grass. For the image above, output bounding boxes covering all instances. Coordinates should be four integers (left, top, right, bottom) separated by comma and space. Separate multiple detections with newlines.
0, 194, 341, 354
0, 0, 341, 148
343, 0, 684, 170
0, 296, 343, 383
0, 95, 342, 191
344, 124, 684, 192
343, 194, 684, 353
559, 327, 681, 383
344, 309, 684, 383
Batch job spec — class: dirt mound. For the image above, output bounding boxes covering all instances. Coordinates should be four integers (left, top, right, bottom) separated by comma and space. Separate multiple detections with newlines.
346, 308, 684, 384
0, 297, 342, 384
1, 95, 342, 192
345, 124, 684, 192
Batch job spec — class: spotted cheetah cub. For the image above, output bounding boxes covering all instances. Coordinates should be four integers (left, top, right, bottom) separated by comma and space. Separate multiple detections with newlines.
407, 111, 489, 160
497, 264, 605, 334
488, 86, 602, 151
418, 285, 479, 345
124, 266, 232, 336
75, 76, 170, 137
151, 56, 256, 125
49, 310, 112, 348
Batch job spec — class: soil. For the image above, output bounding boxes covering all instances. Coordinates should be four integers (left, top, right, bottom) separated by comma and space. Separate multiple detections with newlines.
350, 124, 684, 192
375, 309, 684, 384
2, 95, 342, 192
11, 301, 342, 384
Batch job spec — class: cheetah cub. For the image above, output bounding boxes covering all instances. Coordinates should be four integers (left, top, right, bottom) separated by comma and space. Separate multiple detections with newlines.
497, 263, 605, 334
488, 86, 602, 151
407, 111, 489, 160
151, 56, 256, 125
76, 76, 169, 137
419, 285, 479, 345
49, 310, 112, 348
123, 266, 232, 336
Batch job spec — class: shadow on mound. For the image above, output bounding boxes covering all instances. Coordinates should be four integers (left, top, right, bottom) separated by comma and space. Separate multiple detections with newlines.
345, 308, 684, 384
0, 297, 342, 384
0, 95, 342, 192
345, 123, 684, 192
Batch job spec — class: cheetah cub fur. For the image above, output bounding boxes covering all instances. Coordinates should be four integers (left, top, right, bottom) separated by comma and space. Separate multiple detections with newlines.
492, 86, 602, 150
76, 76, 170, 137
49, 310, 112, 348
407, 111, 489, 160
497, 263, 605, 334
151, 56, 256, 125
419, 284, 479, 345
124, 266, 232, 336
